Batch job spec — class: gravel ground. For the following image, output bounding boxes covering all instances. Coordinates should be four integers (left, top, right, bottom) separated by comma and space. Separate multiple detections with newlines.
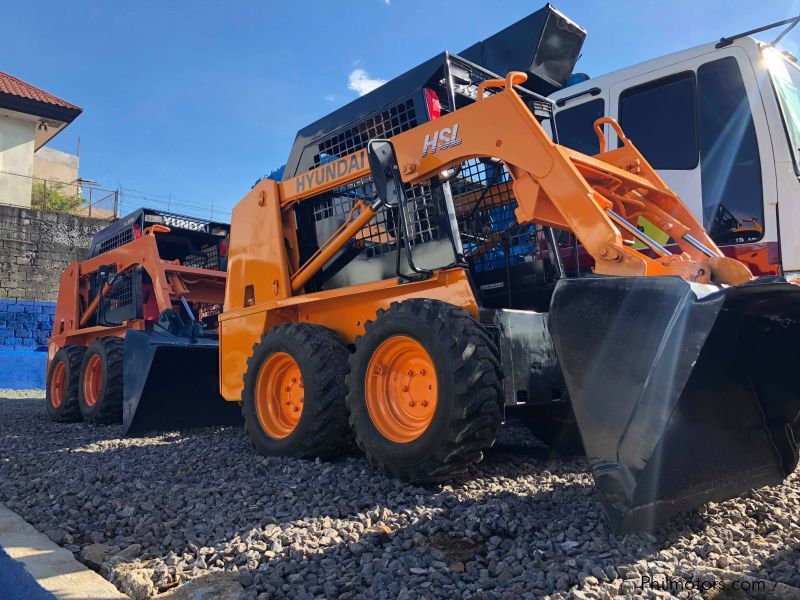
1, 391, 799, 599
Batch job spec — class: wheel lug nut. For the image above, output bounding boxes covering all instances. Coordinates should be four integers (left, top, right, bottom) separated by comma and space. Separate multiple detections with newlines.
419, 369, 425, 375
408, 401, 415, 407
407, 370, 414, 377
402, 385, 409, 392
421, 401, 428, 407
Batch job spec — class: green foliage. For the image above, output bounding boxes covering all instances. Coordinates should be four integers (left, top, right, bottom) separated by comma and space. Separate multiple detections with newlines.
30, 181, 83, 213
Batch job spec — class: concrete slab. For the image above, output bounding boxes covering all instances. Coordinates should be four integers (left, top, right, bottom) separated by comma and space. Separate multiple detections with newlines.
0, 504, 127, 599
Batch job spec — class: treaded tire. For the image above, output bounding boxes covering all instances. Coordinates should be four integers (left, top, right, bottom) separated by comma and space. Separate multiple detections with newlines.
78, 337, 124, 424
242, 323, 351, 459
517, 402, 584, 456
46, 345, 85, 422
346, 299, 504, 482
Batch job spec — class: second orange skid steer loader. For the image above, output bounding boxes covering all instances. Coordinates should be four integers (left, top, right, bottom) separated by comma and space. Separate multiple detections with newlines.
46, 209, 243, 434
219, 68, 800, 533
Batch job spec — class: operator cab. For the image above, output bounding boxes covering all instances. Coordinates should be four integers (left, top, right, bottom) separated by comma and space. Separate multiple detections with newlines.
86, 208, 230, 328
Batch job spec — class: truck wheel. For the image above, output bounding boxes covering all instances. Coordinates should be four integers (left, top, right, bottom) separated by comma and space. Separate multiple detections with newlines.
347, 299, 504, 482
517, 402, 584, 455
46, 345, 85, 422
78, 337, 124, 424
242, 323, 350, 459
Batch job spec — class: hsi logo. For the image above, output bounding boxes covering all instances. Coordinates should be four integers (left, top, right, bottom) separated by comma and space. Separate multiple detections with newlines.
422, 124, 462, 157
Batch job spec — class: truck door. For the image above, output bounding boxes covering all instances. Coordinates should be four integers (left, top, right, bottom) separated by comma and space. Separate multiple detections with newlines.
608, 50, 778, 274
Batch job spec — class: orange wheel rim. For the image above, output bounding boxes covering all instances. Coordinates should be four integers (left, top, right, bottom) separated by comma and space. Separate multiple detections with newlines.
256, 352, 304, 439
50, 362, 66, 408
365, 335, 438, 443
83, 355, 103, 407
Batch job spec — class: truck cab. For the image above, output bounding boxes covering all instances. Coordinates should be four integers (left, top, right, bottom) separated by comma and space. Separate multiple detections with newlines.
549, 34, 800, 281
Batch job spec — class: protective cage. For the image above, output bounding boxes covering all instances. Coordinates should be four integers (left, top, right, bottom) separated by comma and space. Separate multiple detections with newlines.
292, 54, 560, 304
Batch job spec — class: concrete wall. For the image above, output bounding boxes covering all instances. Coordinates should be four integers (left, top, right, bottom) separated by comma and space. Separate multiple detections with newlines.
0, 204, 105, 302
0, 204, 106, 388
33, 147, 80, 187
0, 111, 36, 208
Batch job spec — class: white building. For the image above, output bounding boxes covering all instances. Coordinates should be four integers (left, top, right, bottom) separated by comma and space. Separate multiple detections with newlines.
0, 70, 82, 207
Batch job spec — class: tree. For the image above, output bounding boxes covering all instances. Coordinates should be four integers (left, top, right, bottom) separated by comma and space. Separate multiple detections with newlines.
31, 181, 82, 213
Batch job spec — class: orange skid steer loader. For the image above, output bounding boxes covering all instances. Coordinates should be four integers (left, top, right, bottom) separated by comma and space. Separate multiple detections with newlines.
46, 209, 243, 434
219, 69, 800, 533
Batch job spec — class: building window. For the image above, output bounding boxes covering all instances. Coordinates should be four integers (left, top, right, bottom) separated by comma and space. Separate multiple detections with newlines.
554, 99, 605, 155
698, 57, 763, 244
618, 72, 698, 169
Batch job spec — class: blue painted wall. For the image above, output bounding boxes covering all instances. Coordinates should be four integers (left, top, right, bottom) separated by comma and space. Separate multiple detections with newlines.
0, 205, 106, 389
0, 299, 54, 351
0, 300, 55, 389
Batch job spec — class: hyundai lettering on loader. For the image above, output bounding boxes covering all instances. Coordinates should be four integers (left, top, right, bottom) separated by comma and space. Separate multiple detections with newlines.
220, 62, 800, 532
46, 208, 243, 434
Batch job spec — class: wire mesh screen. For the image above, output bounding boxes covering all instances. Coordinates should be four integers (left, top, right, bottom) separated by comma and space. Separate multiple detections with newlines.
314, 99, 418, 167
448, 159, 538, 273
182, 242, 222, 271
105, 269, 134, 313
98, 227, 134, 254
307, 176, 444, 260
302, 157, 542, 285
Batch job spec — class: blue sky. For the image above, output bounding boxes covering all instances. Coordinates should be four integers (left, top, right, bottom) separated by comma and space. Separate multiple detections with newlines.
4, 0, 800, 219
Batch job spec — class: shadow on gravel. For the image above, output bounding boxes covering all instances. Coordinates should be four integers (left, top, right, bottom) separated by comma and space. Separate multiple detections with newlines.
6, 397, 798, 598
744, 541, 800, 590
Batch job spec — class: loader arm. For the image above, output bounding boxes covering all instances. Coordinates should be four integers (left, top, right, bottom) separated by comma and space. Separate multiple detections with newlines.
279, 71, 752, 289
52, 226, 226, 342
74, 227, 226, 326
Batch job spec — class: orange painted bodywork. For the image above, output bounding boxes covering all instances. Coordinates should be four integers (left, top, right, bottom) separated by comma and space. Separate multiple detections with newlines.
48, 228, 226, 368
219, 71, 755, 402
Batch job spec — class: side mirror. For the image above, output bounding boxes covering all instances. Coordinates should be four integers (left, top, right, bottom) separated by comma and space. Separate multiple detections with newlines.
367, 139, 402, 207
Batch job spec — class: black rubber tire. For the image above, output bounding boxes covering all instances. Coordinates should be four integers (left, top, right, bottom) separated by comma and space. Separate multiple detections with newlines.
78, 337, 124, 424
346, 299, 504, 483
517, 402, 585, 455
45, 345, 85, 422
242, 323, 351, 459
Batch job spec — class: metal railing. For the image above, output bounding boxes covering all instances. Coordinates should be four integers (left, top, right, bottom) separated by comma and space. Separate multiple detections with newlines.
0, 170, 230, 222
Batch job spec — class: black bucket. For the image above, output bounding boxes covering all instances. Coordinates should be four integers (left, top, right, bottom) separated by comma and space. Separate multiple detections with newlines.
123, 330, 244, 435
549, 276, 800, 534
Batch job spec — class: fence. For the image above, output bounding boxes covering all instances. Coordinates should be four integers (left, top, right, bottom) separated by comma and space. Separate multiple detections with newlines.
0, 170, 230, 223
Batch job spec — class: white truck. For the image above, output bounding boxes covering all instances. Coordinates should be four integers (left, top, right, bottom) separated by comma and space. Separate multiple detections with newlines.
549, 16, 800, 282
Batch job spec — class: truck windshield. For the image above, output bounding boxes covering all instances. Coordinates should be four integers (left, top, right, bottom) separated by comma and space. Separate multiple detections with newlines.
766, 47, 800, 169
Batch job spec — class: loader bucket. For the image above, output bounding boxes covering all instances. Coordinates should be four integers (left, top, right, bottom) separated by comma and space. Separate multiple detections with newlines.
122, 330, 243, 435
548, 276, 800, 534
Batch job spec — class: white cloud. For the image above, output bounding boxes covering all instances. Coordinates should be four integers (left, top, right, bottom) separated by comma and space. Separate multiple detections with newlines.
324, 94, 337, 102
348, 68, 386, 96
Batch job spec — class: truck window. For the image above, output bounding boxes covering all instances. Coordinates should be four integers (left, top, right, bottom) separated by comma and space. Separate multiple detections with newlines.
698, 57, 763, 244
618, 72, 698, 169
554, 99, 605, 155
